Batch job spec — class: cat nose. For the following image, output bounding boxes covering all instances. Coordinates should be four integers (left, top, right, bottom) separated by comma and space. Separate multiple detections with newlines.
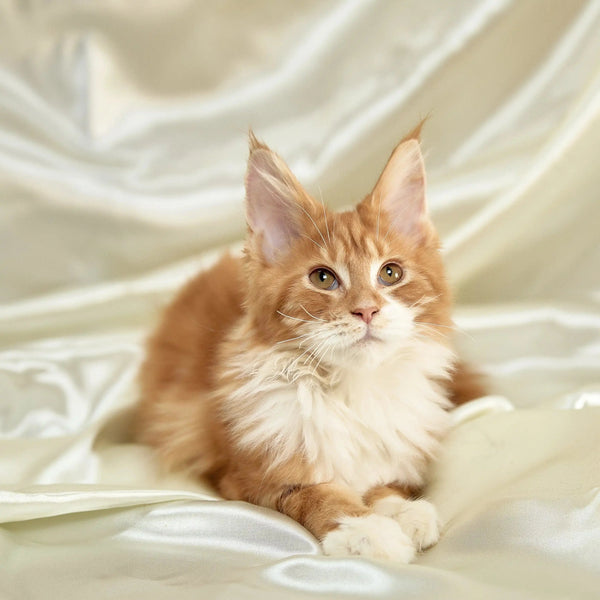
351, 307, 379, 324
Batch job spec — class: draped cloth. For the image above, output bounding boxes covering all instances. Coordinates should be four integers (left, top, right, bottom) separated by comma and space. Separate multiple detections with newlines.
1, 1, 599, 597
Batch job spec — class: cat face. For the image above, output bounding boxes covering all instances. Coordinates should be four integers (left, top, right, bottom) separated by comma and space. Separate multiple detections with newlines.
243, 132, 452, 368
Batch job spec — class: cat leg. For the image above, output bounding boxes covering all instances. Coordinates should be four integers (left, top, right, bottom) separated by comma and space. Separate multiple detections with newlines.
364, 485, 440, 551
276, 483, 415, 562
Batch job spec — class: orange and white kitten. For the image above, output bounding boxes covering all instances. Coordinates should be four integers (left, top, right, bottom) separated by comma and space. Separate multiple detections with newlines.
136, 130, 481, 562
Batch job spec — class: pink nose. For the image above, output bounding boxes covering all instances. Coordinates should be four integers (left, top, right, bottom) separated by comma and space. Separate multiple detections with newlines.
351, 307, 379, 324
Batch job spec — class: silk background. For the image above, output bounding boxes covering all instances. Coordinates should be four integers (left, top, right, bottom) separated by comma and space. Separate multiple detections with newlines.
1, 1, 599, 598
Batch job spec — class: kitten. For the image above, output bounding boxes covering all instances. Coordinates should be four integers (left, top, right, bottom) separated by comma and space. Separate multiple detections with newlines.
135, 129, 482, 562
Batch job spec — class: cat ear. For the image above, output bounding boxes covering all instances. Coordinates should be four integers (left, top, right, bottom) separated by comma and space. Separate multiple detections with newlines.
370, 138, 432, 242
245, 134, 313, 262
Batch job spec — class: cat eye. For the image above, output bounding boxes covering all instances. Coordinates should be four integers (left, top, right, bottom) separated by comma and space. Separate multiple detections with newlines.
309, 268, 339, 290
378, 263, 403, 286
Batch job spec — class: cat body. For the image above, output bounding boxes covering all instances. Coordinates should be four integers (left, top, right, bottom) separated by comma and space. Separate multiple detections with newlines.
136, 131, 480, 561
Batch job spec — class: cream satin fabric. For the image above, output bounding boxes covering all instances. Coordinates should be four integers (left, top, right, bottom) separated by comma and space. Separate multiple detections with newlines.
1, 1, 599, 598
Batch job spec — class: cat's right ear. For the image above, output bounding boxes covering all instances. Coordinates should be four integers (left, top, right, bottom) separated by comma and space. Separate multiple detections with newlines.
245, 134, 312, 262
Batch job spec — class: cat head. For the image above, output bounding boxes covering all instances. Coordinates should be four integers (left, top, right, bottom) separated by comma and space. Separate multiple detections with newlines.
243, 130, 452, 368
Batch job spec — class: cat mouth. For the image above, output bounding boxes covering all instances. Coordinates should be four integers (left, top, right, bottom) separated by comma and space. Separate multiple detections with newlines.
356, 330, 381, 345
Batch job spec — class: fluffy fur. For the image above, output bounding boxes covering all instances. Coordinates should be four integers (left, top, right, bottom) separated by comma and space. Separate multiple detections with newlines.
135, 129, 483, 561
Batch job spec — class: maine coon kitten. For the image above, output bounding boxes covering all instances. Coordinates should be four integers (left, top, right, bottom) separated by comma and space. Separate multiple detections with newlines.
136, 130, 481, 561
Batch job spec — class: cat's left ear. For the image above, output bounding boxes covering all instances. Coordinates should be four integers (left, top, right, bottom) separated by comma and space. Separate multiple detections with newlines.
367, 138, 432, 243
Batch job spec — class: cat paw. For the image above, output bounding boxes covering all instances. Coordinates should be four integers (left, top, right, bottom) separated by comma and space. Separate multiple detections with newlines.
372, 496, 440, 551
321, 513, 415, 562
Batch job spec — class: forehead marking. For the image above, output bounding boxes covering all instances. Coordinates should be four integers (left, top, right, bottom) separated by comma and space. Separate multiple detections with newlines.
326, 213, 387, 289
364, 237, 379, 259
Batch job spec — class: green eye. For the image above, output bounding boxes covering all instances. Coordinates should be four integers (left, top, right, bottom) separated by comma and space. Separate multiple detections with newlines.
378, 263, 403, 286
309, 268, 339, 290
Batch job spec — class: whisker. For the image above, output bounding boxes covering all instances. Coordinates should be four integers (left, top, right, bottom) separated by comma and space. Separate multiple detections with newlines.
407, 298, 423, 311
415, 321, 456, 329
276, 310, 315, 324
376, 191, 382, 240
456, 328, 475, 341
299, 331, 321, 346
301, 233, 325, 251
299, 304, 326, 321
288, 346, 312, 372
414, 327, 449, 340
407, 294, 442, 312
414, 331, 447, 343
308, 341, 328, 371
291, 345, 314, 373
318, 186, 331, 244
313, 338, 334, 372
414, 321, 475, 341
286, 332, 326, 371
414, 321, 456, 331
418, 294, 442, 306
275, 333, 311, 345
302, 336, 326, 370
294, 199, 328, 249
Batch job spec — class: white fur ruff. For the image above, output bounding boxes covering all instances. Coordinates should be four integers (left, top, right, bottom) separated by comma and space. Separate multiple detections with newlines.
223, 333, 453, 495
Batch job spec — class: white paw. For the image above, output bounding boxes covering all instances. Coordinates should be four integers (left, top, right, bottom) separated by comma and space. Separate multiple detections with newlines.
321, 513, 415, 563
372, 496, 440, 551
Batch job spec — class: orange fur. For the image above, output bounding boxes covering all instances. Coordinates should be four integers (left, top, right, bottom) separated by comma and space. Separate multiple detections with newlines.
363, 483, 418, 506
448, 360, 487, 405
135, 130, 484, 557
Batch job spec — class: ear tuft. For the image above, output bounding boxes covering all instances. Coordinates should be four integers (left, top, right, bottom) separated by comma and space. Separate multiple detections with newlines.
401, 116, 429, 143
371, 137, 431, 242
248, 129, 267, 153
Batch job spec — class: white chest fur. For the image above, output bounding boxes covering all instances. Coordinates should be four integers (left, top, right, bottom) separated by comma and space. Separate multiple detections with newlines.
224, 339, 453, 495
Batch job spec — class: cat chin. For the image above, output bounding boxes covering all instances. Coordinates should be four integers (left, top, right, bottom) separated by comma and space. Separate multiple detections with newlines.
328, 336, 410, 370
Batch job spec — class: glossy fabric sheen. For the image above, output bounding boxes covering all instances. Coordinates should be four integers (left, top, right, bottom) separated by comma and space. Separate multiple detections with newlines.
1, 1, 599, 598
